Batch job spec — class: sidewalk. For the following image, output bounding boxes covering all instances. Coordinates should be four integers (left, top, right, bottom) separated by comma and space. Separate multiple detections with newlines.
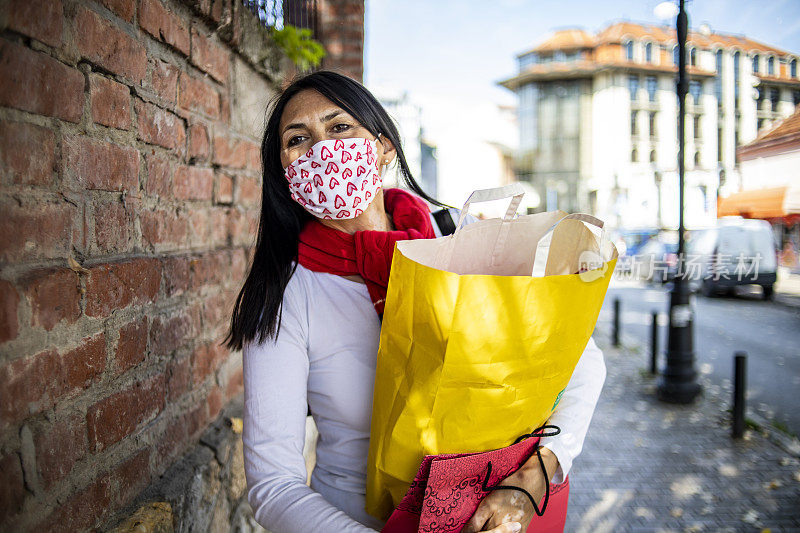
775, 267, 800, 309
564, 329, 800, 532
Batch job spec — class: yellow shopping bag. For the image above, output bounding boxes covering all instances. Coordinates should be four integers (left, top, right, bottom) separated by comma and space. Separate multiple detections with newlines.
365, 184, 618, 519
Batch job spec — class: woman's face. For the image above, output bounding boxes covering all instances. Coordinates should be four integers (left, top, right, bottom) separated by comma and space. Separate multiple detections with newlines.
278, 89, 395, 169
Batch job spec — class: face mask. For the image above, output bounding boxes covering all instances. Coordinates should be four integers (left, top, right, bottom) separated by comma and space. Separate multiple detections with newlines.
284, 137, 384, 219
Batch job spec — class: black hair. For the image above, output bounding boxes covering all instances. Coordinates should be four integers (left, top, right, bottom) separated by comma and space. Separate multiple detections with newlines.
224, 70, 446, 351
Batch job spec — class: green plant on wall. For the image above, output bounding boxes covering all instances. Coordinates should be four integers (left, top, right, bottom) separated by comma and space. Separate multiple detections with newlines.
270, 24, 326, 71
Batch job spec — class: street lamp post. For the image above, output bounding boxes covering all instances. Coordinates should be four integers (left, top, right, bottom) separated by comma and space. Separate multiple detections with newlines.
657, 0, 702, 403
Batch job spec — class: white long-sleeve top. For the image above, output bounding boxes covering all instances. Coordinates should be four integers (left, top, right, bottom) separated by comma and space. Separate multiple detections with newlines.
242, 260, 607, 533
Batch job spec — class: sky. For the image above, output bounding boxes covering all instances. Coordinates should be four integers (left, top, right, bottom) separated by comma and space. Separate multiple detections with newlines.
365, 0, 800, 110
363, 0, 800, 209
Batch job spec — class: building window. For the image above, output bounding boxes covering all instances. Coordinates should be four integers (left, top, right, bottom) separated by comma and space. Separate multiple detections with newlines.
673, 45, 679, 66
792, 59, 798, 78
757, 118, 765, 132
752, 53, 760, 73
715, 50, 723, 104
631, 110, 639, 136
693, 115, 701, 139
518, 52, 538, 71
734, 51, 740, 108
625, 41, 634, 61
689, 80, 702, 105
646, 76, 657, 102
631, 148, 638, 162
735, 126, 740, 148
689, 47, 697, 66
768, 56, 775, 75
756, 87, 765, 110
717, 127, 723, 162
694, 151, 701, 168
794, 90, 800, 106
770, 87, 780, 109
629, 75, 640, 101
645, 42, 653, 63
649, 112, 657, 138
649, 149, 656, 163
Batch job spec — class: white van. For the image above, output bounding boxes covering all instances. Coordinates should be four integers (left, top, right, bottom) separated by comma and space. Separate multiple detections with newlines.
686, 217, 778, 298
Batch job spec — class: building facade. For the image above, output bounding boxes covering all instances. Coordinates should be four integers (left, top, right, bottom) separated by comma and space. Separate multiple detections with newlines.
500, 22, 800, 230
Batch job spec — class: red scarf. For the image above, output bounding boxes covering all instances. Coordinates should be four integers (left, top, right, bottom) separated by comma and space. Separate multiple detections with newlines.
297, 188, 435, 315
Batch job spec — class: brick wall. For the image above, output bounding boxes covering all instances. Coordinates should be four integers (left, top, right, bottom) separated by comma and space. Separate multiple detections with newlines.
0, 0, 294, 530
316, 0, 365, 82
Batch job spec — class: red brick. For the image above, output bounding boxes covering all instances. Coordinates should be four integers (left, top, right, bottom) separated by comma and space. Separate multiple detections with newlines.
3, 0, 63, 48
39, 468, 112, 531
0, 120, 56, 186
166, 353, 191, 401
213, 135, 246, 169
90, 74, 131, 130
24, 268, 81, 331
238, 175, 260, 206
0, 38, 83, 123
61, 332, 106, 390
62, 134, 139, 193
113, 447, 151, 504
135, 99, 186, 153
230, 208, 249, 246
115, 316, 148, 374
209, 207, 230, 246
190, 252, 225, 289
230, 248, 247, 283
162, 255, 191, 297
224, 365, 243, 400
203, 290, 232, 337
207, 385, 222, 420
191, 341, 229, 382
0, 333, 103, 427
151, 59, 179, 105
174, 165, 213, 201
145, 153, 173, 197
94, 201, 135, 253
178, 74, 219, 119
187, 208, 210, 246
190, 27, 230, 83
75, 6, 147, 84
140, 208, 189, 249
0, 199, 76, 263
0, 453, 25, 523
0, 350, 58, 426
188, 123, 210, 161
84, 258, 161, 317
149, 309, 197, 357
215, 172, 233, 204
98, 0, 135, 22
139, 0, 190, 56
156, 404, 202, 464
86, 373, 166, 452
0, 280, 20, 343
34, 412, 87, 489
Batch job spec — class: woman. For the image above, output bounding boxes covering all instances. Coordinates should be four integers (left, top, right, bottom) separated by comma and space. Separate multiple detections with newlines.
226, 71, 606, 533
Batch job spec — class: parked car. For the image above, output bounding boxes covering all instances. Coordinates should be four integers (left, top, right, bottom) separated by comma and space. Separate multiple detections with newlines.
634, 233, 679, 282
686, 217, 778, 298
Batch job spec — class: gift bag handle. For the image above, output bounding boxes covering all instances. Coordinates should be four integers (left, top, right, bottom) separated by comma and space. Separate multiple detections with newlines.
454, 182, 525, 236
531, 213, 606, 278
432, 183, 526, 271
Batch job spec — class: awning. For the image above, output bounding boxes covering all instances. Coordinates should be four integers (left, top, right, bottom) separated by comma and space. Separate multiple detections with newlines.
717, 186, 800, 220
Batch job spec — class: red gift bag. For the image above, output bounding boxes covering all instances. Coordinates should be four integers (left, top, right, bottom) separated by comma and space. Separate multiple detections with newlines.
381, 428, 569, 533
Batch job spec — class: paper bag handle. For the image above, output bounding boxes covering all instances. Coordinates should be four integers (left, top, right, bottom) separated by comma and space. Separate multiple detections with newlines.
531, 213, 606, 277
454, 183, 525, 236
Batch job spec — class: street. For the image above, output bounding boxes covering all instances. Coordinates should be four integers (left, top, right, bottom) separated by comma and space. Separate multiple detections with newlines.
595, 279, 800, 437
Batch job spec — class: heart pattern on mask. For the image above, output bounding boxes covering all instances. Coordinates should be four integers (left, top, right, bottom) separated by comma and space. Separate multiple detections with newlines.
284, 137, 382, 220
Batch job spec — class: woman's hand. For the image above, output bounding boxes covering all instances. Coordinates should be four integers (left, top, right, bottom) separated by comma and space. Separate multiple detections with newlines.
460, 447, 559, 533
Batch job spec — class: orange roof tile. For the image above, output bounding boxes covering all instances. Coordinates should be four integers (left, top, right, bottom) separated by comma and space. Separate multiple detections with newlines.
529, 29, 595, 53
751, 105, 800, 143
